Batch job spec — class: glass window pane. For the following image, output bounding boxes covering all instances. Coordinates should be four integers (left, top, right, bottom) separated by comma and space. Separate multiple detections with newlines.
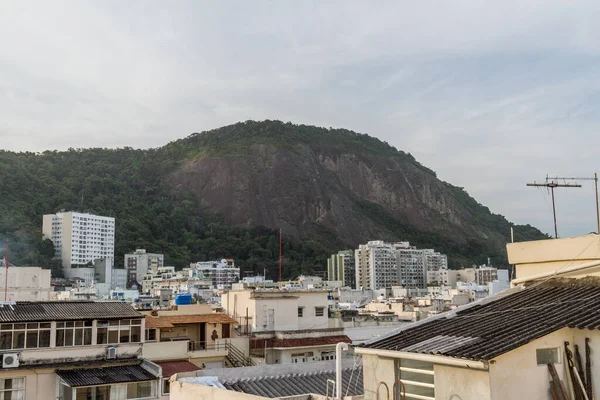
74, 329, 83, 346
84, 321, 92, 327
56, 322, 65, 328
26, 331, 38, 348
96, 386, 110, 400
65, 329, 74, 346
131, 319, 142, 325
75, 387, 92, 400
120, 320, 131, 326
40, 323, 51, 329
97, 321, 109, 328
0, 324, 11, 331
12, 331, 25, 349
56, 330, 65, 347
0, 332, 12, 350
39, 330, 50, 348
84, 329, 92, 346
108, 330, 119, 344
26, 323, 38, 329
120, 329, 130, 343
66, 322, 74, 328
109, 320, 119, 326
13, 324, 25, 330
75, 321, 84, 328
537, 348, 559, 365
97, 328, 108, 345
130, 327, 141, 343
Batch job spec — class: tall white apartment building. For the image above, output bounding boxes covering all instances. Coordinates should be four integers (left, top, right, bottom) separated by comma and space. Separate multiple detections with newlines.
355, 241, 399, 290
394, 242, 428, 289
424, 249, 448, 271
125, 249, 164, 283
42, 211, 115, 268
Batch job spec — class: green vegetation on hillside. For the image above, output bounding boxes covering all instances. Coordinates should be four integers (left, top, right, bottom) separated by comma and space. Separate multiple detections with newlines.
0, 120, 547, 278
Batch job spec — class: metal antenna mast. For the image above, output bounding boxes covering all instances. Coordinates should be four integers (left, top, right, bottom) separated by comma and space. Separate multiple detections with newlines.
527, 176, 582, 238
545, 174, 600, 234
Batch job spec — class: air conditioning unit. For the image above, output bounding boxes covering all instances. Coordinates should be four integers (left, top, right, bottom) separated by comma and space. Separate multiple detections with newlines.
106, 347, 117, 360
2, 354, 19, 368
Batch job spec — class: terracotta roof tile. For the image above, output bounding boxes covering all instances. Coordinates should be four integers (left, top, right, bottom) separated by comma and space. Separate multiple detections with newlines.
156, 360, 201, 378
250, 335, 352, 349
145, 314, 235, 329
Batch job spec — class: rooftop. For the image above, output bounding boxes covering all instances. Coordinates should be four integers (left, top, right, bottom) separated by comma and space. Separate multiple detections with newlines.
156, 360, 201, 378
0, 301, 141, 322
145, 313, 235, 329
360, 278, 600, 361
57, 363, 157, 387
221, 367, 363, 398
251, 335, 352, 349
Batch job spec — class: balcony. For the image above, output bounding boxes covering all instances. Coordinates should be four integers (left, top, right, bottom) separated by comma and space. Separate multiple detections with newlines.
142, 340, 228, 361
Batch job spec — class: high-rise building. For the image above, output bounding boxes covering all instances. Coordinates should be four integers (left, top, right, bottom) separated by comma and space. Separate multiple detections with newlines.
394, 242, 428, 289
124, 249, 164, 283
190, 259, 240, 289
327, 250, 355, 288
355, 241, 398, 290
42, 211, 115, 268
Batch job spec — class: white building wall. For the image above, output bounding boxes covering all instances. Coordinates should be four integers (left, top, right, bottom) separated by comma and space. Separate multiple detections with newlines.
42, 212, 115, 268
0, 267, 52, 301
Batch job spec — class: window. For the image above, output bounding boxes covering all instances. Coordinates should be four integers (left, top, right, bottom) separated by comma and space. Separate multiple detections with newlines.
56, 321, 92, 347
321, 351, 336, 361
75, 386, 109, 400
397, 359, 435, 399
0, 323, 51, 350
315, 307, 324, 317
127, 382, 154, 399
145, 329, 157, 342
0, 378, 24, 400
537, 348, 560, 365
298, 307, 304, 317
99, 320, 142, 345
162, 378, 170, 395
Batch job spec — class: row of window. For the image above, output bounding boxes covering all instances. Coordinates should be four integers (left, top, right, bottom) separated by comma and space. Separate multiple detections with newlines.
297, 307, 325, 317
0, 320, 142, 350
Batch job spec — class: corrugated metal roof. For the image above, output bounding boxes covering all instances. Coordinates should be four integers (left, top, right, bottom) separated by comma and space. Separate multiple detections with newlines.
360, 278, 600, 360
57, 364, 158, 387
222, 367, 363, 398
0, 301, 142, 322
156, 361, 201, 378
145, 314, 235, 329
250, 335, 352, 349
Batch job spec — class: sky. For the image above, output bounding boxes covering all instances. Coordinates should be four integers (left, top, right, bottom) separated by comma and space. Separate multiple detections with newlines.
2, 1, 600, 238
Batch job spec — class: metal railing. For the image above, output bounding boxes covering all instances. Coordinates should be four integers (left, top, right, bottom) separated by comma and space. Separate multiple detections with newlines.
188, 341, 228, 352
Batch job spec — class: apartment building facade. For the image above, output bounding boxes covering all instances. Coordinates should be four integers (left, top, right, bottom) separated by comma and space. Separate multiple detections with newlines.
42, 212, 115, 268
326, 250, 355, 288
125, 249, 165, 283
222, 289, 351, 364
190, 260, 240, 289
0, 301, 162, 400
355, 241, 398, 290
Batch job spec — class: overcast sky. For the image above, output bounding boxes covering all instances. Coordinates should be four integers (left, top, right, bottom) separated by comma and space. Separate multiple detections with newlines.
2, 1, 600, 238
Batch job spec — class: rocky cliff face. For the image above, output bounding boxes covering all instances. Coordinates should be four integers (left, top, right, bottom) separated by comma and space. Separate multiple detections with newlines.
168, 122, 518, 258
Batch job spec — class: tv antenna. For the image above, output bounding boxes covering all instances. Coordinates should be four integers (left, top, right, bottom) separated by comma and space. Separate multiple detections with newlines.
527, 175, 582, 238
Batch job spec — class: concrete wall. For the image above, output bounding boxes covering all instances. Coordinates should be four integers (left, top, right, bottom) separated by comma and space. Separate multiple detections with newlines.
0, 267, 52, 301
143, 340, 188, 360
170, 380, 266, 400
507, 235, 600, 280
0, 368, 56, 400
434, 365, 491, 400
361, 354, 395, 400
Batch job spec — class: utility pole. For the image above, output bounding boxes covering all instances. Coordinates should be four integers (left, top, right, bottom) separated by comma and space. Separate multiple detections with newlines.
546, 175, 600, 234
527, 177, 582, 238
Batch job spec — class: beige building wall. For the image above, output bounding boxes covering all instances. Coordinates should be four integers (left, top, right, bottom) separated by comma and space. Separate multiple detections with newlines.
170, 379, 266, 400
507, 234, 600, 281
361, 354, 396, 400
434, 365, 491, 400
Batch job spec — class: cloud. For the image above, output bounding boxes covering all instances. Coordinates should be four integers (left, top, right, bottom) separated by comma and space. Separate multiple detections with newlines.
1, 1, 600, 237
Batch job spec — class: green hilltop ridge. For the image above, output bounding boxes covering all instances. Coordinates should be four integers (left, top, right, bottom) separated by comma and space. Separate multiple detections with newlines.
0, 120, 547, 279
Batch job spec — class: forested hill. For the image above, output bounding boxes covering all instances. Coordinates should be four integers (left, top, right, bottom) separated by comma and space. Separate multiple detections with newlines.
0, 120, 547, 278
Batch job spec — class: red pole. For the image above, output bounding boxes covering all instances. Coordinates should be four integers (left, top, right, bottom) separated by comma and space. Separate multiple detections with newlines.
279, 229, 282, 288
4, 240, 8, 301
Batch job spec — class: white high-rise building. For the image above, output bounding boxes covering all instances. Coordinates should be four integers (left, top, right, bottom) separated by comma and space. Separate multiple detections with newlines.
355, 241, 398, 290
42, 211, 115, 268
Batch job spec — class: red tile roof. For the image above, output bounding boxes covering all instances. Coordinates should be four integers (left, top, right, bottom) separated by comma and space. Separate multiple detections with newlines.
145, 314, 235, 329
250, 335, 352, 349
156, 360, 201, 378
